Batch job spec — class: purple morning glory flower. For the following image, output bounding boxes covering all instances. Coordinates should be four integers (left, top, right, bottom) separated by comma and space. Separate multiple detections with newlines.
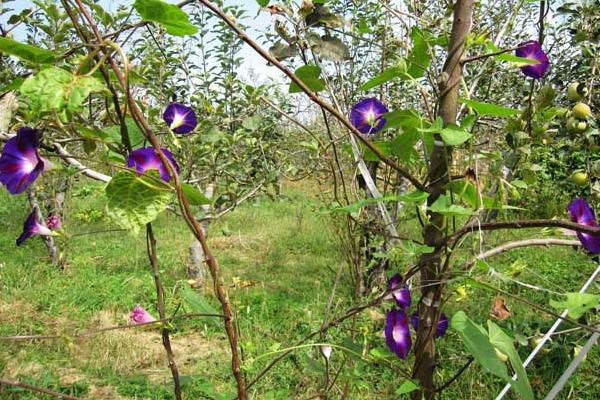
515, 40, 549, 79
349, 98, 388, 134
130, 305, 157, 324
385, 274, 411, 309
567, 198, 600, 253
0, 127, 52, 195
162, 103, 198, 134
126, 147, 180, 182
411, 312, 449, 338
16, 209, 53, 246
384, 309, 411, 359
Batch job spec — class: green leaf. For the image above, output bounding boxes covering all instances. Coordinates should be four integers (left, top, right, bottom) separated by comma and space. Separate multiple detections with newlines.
101, 117, 146, 149
20, 67, 105, 113
487, 322, 533, 400
447, 179, 515, 211
289, 64, 326, 93
182, 184, 211, 206
180, 286, 221, 327
256, 0, 270, 6
133, 0, 198, 36
460, 98, 520, 117
328, 191, 428, 214
440, 127, 472, 146
396, 380, 419, 395
384, 108, 422, 130
549, 293, 600, 319
361, 141, 390, 162
305, 5, 345, 28
360, 65, 407, 91
390, 129, 419, 163
104, 171, 172, 234
429, 195, 474, 216
0, 37, 57, 64
268, 41, 297, 61
451, 312, 511, 380
242, 115, 262, 131
311, 34, 350, 62
406, 27, 431, 79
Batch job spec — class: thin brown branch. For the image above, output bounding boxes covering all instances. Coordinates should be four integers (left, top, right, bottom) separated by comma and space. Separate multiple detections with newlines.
450, 219, 600, 246
196, 0, 427, 193
147, 224, 182, 400
464, 238, 581, 269
0, 378, 82, 400
69, 2, 248, 398
0, 312, 224, 342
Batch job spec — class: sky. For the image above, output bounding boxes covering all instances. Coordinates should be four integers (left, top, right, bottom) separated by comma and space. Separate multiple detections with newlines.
1, 0, 284, 82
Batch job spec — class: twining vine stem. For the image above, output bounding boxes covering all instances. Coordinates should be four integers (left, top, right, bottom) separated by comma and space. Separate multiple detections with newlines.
146, 223, 183, 400
69, 1, 248, 398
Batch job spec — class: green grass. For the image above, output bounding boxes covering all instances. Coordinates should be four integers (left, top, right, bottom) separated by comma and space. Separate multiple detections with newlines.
0, 182, 598, 399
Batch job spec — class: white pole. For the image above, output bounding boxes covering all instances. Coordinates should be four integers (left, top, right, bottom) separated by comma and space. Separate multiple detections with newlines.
494, 263, 600, 400
544, 328, 599, 400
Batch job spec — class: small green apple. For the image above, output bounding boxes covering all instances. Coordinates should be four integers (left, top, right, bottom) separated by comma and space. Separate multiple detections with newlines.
571, 170, 589, 186
572, 102, 592, 119
567, 82, 588, 101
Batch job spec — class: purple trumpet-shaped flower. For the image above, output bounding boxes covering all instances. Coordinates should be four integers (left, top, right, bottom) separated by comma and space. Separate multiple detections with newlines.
515, 40, 549, 79
349, 98, 388, 134
385, 274, 411, 309
16, 209, 53, 246
0, 127, 51, 195
46, 215, 61, 230
126, 147, 180, 182
568, 198, 600, 253
411, 312, 449, 338
162, 103, 198, 134
130, 305, 157, 324
384, 309, 411, 359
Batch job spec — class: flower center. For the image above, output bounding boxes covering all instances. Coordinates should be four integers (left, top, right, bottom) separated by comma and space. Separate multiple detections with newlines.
170, 112, 188, 130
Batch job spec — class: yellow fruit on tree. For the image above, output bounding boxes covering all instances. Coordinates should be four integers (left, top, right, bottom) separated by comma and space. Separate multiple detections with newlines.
572, 102, 592, 119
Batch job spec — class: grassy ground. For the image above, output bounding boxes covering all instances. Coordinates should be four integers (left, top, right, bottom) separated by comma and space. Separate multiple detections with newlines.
0, 180, 598, 399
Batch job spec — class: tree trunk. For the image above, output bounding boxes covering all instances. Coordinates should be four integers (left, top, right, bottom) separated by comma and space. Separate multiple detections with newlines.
186, 184, 214, 289
412, 1, 474, 399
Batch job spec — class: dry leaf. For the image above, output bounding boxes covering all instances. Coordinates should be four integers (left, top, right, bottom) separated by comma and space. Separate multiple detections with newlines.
490, 296, 511, 320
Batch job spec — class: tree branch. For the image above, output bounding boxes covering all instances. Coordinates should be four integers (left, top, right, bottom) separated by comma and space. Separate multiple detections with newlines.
195, 0, 427, 193
464, 238, 581, 270
0, 378, 82, 400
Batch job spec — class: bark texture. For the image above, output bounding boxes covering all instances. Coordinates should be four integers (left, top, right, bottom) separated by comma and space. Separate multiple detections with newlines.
412, 1, 475, 399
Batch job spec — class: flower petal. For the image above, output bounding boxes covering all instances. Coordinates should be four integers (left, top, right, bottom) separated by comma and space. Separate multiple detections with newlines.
568, 198, 600, 253
411, 312, 449, 338
388, 274, 411, 309
16, 209, 52, 246
126, 147, 180, 182
0, 127, 50, 194
515, 41, 549, 79
130, 305, 157, 324
162, 103, 198, 134
349, 98, 388, 134
46, 215, 61, 230
384, 309, 411, 359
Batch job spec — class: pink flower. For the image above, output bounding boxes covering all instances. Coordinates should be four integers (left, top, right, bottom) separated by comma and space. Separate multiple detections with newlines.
46, 214, 61, 230
130, 305, 157, 324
